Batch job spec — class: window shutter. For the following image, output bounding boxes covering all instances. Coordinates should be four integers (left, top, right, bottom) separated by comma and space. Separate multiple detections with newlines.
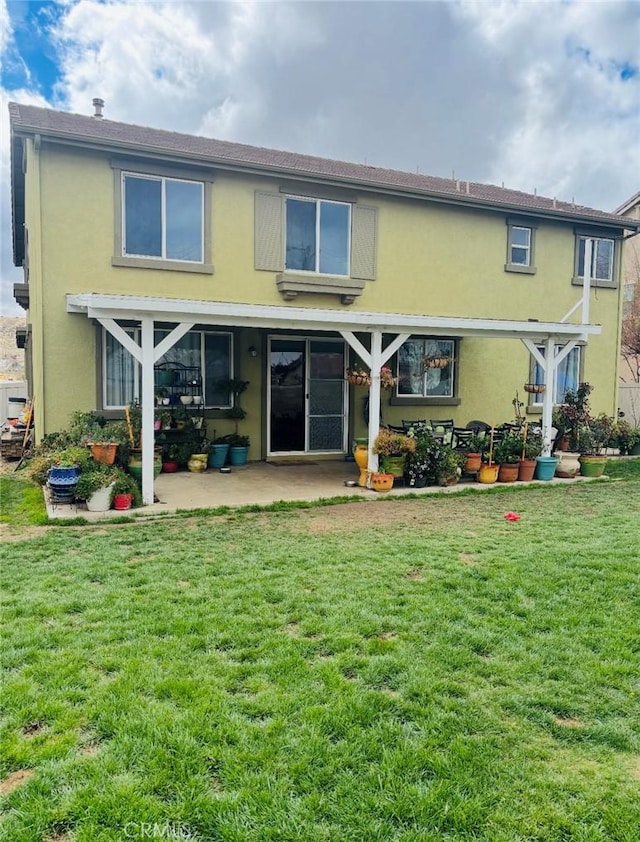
351, 204, 377, 280
255, 191, 284, 271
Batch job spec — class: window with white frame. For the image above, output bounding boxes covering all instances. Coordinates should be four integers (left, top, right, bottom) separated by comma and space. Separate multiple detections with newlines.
397, 338, 456, 398
505, 220, 536, 273
576, 236, 614, 284
122, 173, 204, 262
509, 226, 531, 265
530, 344, 581, 405
103, 327, 232, 409
285, 197, 351, 276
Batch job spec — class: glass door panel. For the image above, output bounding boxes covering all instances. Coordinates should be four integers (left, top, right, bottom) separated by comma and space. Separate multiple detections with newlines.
270, 340, 305, 452
308, 340, 345, 452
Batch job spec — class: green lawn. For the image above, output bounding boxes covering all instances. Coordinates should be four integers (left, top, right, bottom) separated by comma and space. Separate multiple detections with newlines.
1, 469, 639, 841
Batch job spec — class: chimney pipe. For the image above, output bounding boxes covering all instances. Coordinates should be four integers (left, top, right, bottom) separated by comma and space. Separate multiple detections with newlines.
92, 98, 104, 119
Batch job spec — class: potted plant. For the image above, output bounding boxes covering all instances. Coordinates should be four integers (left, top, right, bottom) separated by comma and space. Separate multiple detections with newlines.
519, 428, 542, 481
112, 471, 140, 510
208, 435, 231, 469
372, 427, 416, 480
493, 431, 523, 483
164, 441, 193, 471
405, 426, 436, 487
47, 446, 93, 501
125, 404, 163, 480
217, 378, 250, 465
434, 445, 465, 486
74, 463, 121, 511
552, 382, 593, 451
84, 422, 122, 465
345, 363, 371, 387
478, 429, 499, 484
463, 431, 486, 474
577, 413, 613, 477
227, 433, 250, 466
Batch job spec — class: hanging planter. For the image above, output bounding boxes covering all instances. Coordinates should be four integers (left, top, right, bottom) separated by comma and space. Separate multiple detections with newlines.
423, 355, 451, 370
523, 383, 546, 394
346, 369, 372, 387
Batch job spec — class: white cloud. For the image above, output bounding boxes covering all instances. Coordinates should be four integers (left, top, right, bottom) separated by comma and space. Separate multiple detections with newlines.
1, 0, 638, 314
454, 0, 640, 208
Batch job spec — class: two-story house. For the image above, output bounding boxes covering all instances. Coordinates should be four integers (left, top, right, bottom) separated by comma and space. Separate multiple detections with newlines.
10, 100, 639, 503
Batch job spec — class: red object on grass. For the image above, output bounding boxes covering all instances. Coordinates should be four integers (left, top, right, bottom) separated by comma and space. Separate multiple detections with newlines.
504, 512, 521, 521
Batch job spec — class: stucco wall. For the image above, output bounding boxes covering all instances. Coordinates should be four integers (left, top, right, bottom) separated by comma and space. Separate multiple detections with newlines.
30, 142, 623, 443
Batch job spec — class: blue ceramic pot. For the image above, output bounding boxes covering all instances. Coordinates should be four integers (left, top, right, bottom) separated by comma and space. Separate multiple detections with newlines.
534, 456, 559, 481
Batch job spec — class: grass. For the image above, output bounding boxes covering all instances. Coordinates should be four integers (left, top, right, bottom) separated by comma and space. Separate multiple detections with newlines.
0, 465, 639, 840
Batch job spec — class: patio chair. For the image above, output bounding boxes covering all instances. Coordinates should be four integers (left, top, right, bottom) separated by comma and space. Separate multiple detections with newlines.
402, 419, 427, 432
452, 428, 473, 451
430, 419, 454, 444
465, 420, 491, 434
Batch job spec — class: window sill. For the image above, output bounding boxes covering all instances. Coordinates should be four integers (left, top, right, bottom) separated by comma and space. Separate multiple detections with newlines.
112, 256, 214, 274
571, 276, 617, 289
276, 272, 365, 304
504, 263, 536, 275
389, 396, 461, 407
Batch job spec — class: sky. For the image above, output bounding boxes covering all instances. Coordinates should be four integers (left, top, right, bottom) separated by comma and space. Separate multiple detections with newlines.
1, 0, 639, 316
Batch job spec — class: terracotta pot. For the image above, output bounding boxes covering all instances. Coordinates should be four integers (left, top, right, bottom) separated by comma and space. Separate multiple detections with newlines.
464, 452, 482, 473
438, 475, 459, 487
89, 442, 118, 465
554, 451, 581, 478
498, 463, 519, 483
371, 472, 394, 492
518, 459, 537, 482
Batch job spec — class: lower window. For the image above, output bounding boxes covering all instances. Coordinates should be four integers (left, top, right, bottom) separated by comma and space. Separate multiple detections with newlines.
531, 344, 581, 405
103, 326, 232, 409
397, 338, 456, 398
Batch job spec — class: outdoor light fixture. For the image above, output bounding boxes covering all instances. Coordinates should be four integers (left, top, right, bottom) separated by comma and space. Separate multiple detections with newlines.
248, 346, 258, 358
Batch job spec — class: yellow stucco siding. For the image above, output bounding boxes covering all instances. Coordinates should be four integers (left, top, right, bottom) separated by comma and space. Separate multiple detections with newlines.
32, 143, 622, 437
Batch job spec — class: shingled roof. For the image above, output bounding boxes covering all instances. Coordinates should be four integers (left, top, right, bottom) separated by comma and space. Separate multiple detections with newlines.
9, 101, 636, 230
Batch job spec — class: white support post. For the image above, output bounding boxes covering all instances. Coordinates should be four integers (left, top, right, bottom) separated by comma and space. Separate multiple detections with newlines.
541, 336, 555, 456
140, 318, 155, 506
367, 331, 383, 481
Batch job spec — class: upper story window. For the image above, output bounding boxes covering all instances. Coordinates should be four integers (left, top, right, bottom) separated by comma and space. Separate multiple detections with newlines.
285, 197, 351, 276
505, 219, 536, 274
111, 160, 213, 274
397, 338, 456, 399
576, 236, 614, 283
123, 173, 203, 262
254, 189, 377, 302
573, 232, 619, 288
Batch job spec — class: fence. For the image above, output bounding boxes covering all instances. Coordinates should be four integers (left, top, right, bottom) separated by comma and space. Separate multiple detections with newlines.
618, 383, 640, 427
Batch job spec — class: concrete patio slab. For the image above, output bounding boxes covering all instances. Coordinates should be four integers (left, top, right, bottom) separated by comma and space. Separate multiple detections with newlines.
42, 459, 604, 522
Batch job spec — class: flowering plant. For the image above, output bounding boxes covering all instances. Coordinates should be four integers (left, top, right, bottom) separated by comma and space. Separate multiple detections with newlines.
345, 363, 397, 389
372, 428, 416, 457
379, 367, 397, 390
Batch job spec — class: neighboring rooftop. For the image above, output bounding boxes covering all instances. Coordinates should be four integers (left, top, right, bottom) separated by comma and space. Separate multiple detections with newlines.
9, 101, 638, 231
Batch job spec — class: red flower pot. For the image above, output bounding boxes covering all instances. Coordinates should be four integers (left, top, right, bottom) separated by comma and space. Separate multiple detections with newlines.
113, 493, 132, 511
162, 461, 179, 473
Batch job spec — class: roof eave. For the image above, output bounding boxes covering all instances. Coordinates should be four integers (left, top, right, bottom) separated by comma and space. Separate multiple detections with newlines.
11, 119, 637, 232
